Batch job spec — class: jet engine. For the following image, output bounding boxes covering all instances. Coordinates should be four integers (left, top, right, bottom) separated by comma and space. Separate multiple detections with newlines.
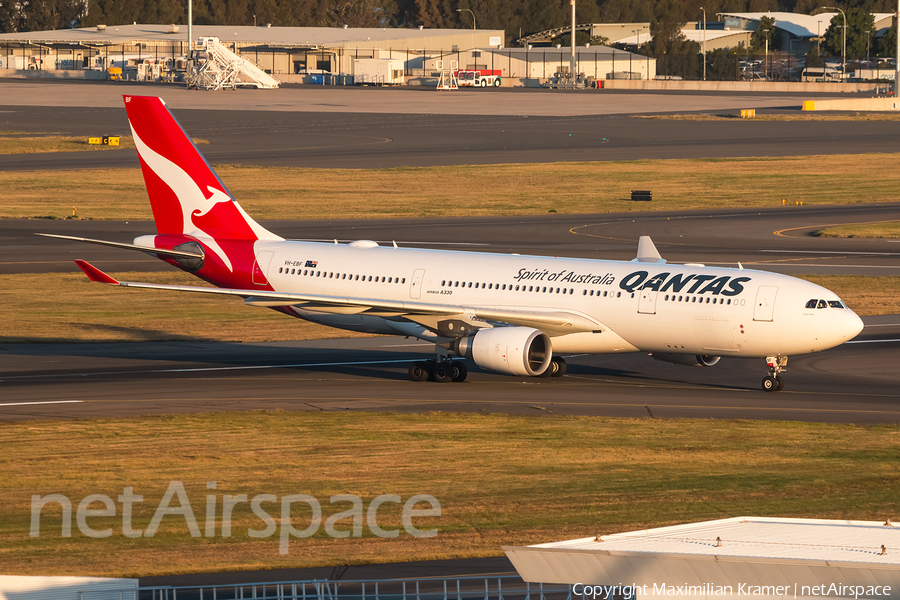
453, 327, 552, 376
651, 353, 721, 367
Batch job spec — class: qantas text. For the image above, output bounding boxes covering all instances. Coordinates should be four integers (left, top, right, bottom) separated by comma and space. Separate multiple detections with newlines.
619, 271, 751, 296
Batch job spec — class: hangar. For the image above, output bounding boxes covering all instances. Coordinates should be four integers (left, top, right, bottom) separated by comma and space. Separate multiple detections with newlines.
0, 24, 504, 84
505, 517, 900, 598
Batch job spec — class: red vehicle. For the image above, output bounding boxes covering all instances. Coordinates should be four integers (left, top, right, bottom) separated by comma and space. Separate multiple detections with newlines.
456, 69, 502, 87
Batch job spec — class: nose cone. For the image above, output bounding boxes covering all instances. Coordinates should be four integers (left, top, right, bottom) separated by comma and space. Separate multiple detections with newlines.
841, 310, 865, 341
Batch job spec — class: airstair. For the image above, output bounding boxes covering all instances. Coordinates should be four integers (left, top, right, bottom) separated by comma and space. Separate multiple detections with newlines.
191, 37, 280, 90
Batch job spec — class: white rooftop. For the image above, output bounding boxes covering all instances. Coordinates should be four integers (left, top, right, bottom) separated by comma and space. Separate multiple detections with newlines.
0, 23, 502, 48
531, 516, 900, 566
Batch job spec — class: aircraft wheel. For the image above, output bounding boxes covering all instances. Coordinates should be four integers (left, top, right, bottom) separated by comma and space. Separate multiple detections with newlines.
451, 362, 468, 382
775, 375, 785, 391
433, 363, 453, 383
762, 375, 778, 392
408, 362, 429, 382
550, 357, 567, 377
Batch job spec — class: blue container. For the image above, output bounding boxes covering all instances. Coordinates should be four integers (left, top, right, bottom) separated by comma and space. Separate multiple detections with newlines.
310, 74, 324, 84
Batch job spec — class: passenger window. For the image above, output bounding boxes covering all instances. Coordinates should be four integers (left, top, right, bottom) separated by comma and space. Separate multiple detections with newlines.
806, 299, 818, 309
817, 299, 828, 309
828, 301, 844, 308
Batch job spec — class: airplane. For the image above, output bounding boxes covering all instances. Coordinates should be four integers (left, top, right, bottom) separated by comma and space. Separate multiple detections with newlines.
43, 95, 865, 393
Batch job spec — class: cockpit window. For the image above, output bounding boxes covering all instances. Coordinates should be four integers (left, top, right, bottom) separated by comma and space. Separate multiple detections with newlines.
806, 299, 818, 309
817, 299, 828, 309
828, 300, 845, 309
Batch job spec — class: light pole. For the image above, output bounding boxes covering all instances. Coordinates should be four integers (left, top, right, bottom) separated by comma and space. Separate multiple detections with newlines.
456, 8, 476, 30
760, 28, 769, 79
570, 0, 576, 79
823, 6, 846, 82
700, 7, 707, 81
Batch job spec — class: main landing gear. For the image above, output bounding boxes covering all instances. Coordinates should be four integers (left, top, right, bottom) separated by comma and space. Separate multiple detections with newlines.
761, 355, 787, 392
408, 359, 468, 383
539, 356, 567, 378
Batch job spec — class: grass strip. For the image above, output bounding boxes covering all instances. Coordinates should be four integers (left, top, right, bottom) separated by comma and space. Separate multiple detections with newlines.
814, 222, 900, 239
0, 136, 136, 155
1, 272, 897, 344
1, 412, 898, 577
634, 113, 900, 121
2, 154, 899, 221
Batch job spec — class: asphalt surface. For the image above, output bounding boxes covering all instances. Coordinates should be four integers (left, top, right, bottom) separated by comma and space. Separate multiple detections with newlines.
4, 203, 900, 423
3, 81, 900, 583
2, 81, 899, 169
9, 203, 900, 276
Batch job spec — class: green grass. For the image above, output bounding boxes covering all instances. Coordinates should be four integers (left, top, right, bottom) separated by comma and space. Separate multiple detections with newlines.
1, 412, 898, 577
3, 153, 899, 221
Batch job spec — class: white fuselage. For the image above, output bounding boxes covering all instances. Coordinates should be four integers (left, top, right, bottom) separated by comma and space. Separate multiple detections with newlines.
253, 240, 862, 358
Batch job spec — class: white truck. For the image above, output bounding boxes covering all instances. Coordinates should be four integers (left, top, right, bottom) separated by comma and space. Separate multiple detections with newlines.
353, 58, 405, 85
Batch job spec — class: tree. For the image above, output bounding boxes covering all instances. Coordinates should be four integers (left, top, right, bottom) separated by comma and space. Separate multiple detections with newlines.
824, 7, 874, 59
877, 19, 895, 59
646, 0, 700, 77
705, 47, 739, 80
804, 47, 824, 67
749, 15, 777, 52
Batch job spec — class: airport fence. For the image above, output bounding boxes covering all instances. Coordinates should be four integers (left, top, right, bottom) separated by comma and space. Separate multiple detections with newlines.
87, 575, 573, 600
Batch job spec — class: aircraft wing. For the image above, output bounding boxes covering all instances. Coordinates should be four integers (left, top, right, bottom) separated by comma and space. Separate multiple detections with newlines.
74, 260, 603, 336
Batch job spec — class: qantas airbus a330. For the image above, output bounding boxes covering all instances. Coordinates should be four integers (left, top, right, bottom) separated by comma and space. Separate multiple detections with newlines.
43, 95, 864, 392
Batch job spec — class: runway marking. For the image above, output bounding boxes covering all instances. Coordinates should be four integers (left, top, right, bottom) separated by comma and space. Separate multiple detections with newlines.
774, 220, 900, 238
846, 338, 900, 344
0, 358, 424, 381
761, 249, 900, 256
0, 400, 83, 407
71, 395, 900, 416
294, 239, 489, 246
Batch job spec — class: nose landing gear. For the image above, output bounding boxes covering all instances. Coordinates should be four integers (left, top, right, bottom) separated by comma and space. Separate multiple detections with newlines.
762, 356, 787, 392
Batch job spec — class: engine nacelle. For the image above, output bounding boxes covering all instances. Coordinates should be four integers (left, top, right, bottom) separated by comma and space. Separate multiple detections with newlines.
454, 327, 552, 376
651, 353, 721, 368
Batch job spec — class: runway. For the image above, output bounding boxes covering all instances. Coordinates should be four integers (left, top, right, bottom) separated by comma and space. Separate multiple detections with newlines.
1, 314, 898, 423
8, 202, 900, 276
3, 82, 900, 169
2, 82, 898, 425
4, 202, 900, 424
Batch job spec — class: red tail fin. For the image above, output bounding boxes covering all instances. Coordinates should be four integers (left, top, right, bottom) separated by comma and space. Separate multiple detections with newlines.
123, 95, 280, 242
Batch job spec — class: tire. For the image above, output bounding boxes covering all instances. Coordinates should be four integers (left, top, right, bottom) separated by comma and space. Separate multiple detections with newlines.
480, 79, 487, 87
493, 78, 501, 87
408, 362, 429, 382
762, 375, 777, 392
550, 357, 567, 377
433, 363, 453, 383
775, 375, 785, 391
451, 362, 468, 382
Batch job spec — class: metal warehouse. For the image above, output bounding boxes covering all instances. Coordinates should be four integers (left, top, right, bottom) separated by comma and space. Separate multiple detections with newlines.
0, 24, 504, 84
505, 517, 900, 599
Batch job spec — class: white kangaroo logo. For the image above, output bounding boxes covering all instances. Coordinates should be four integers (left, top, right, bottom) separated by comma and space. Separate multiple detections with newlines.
131, 129, 235, 271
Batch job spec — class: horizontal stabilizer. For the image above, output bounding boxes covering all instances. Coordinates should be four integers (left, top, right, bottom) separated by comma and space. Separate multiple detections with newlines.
74, 260, 120, 285
38, 233, 204, 259
633, 235, 667, 264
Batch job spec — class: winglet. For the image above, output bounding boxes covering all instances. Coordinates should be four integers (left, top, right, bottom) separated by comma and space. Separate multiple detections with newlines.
74, 260, 120, 285
633, 236, 667, 264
